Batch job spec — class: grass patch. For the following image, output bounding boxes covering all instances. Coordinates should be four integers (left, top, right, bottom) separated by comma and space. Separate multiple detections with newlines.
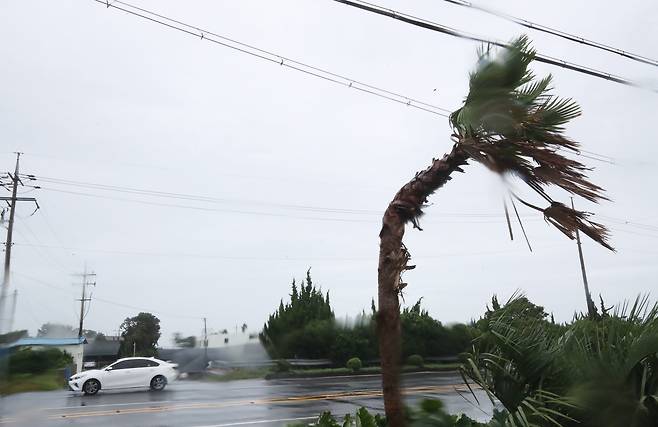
265, 363, 460, 379
204, 367, 272, 382
0, 369, 65, 395
198, 363, 462, 382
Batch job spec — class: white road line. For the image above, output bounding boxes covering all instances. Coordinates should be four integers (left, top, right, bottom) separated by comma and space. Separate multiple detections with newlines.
189, 416, 317, 427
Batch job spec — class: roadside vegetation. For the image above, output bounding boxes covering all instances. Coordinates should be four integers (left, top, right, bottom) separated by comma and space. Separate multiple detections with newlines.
260, 270, 476, 366
0, 348, 72, 395
294, 294, 658, 427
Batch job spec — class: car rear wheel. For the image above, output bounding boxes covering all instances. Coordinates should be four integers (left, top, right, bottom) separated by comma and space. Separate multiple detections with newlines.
150, 375, 167, 391
82, 379, 100, 395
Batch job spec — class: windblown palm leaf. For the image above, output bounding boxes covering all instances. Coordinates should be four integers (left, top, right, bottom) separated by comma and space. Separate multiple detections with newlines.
462, 295, 658, 427
450, 36, 612, 250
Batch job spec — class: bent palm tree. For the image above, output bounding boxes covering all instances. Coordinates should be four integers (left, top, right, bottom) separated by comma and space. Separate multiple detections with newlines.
377, 36, 613, 427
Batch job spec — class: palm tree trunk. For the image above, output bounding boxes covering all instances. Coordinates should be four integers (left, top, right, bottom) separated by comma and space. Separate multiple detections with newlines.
378, 144, 468, 427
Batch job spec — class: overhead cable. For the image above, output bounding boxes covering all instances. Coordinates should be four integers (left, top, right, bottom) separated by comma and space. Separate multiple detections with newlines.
90, 0, 450, 117
14, 272, 203, 320
331, 0, 657, 92
441, 0, 658, 67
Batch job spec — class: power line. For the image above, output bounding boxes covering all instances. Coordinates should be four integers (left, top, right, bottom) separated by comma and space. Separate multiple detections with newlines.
89, 0, 451, 117
37, 187, 376, 224
12, 221, 71, 275
14, 271, 203, 320
13, 241, 556, 261
331, 0, 657, 92
26, 174, 543, 218
24, 175, 380, 216
35, 173, 635, 222
28, 176, 655, 235
31, 175, 658, 234
37, 186, 549, 225
441, 0, 658, 67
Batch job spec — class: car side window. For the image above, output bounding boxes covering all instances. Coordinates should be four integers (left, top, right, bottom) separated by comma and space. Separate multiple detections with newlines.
130, 359, 159, 368
110, 360, 134, 370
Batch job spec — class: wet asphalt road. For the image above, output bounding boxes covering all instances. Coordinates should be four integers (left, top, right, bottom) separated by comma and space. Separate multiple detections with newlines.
0, 372, 494, 427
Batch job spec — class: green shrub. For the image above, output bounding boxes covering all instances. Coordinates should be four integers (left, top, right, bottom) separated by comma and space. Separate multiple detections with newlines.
9, 348, 72, 374
346, 357, 362, 372
275, 359, 291, 372
407, 354, 424, 367
289, 401, 506, 426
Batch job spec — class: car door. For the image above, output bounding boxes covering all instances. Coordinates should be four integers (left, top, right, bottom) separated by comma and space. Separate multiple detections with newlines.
102, 360, 136, 389
131, 359, 158, 387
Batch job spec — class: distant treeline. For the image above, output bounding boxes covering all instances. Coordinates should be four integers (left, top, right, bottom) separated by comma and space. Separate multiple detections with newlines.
259, 270, 478, 365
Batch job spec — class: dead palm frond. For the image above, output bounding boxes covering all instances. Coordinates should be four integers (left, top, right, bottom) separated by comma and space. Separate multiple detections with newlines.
450, 36, 613, 250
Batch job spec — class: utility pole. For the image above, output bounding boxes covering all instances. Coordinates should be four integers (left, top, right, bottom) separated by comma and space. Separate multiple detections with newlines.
75, 264, 96, 338
7, 290, 17, 333
203, 317, 208, 369
571, 198, 597, 317
0, 153, 38, 334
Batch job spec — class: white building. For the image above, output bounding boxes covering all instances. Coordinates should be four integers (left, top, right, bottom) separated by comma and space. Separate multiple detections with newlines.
198, 329, 259, 348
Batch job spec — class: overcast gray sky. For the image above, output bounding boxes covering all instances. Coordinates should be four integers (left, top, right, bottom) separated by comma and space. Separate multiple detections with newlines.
1, 0, 656, 344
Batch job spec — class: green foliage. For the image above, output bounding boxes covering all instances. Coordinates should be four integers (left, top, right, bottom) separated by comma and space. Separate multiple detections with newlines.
0, 369, 67, 395
407, 354, 424, 368
291, 400, 506, 427
330, 314, 378, 365
9, 348, 73, 374
450, 36, 612, 250
462, 294, 658, 427
275, 359, 292, 373
119, 312, 161, 357
173, 333, 197, 348
260, 269, 334, 358
37, 323, 77, 338
261, 274, 474, 363
401, 299, 477, 359
0, 330, 27, 344
346, 357, 362, 372
291, 407, 386, 427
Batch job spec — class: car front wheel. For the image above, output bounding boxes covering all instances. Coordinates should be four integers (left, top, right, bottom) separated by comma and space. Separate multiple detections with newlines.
82, 379, 100, 396
150, 375, 167, 391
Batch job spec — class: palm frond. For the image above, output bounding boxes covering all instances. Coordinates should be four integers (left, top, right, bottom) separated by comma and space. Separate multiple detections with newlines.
451, 35, 613, 250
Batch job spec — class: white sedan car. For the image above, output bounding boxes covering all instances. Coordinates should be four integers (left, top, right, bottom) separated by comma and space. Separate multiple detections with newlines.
69, 357, 178, 395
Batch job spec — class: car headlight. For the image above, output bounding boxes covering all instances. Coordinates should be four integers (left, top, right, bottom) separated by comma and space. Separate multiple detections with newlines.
70, 374, 85, 381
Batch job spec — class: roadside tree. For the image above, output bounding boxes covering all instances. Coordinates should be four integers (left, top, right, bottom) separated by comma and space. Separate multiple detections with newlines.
119, 312, 161, 357
376, 37, 613, 426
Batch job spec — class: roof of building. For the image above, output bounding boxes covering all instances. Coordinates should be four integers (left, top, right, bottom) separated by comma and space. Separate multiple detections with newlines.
84, 340, 120, 357
13, 337, 87, 347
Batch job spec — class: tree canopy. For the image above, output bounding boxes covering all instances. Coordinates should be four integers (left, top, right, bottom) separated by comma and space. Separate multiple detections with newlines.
119, 312, 161, 357
37, 323, 77, 338
260, 269, 333, 358
173, 333, 196, 348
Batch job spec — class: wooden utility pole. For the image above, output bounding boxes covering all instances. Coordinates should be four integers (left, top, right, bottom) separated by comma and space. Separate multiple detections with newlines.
0, 153, 38, 334
75, 265, 96, 338
8, 290, 17, 332
203, 317, 208, 369
571, 198, 597, 317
